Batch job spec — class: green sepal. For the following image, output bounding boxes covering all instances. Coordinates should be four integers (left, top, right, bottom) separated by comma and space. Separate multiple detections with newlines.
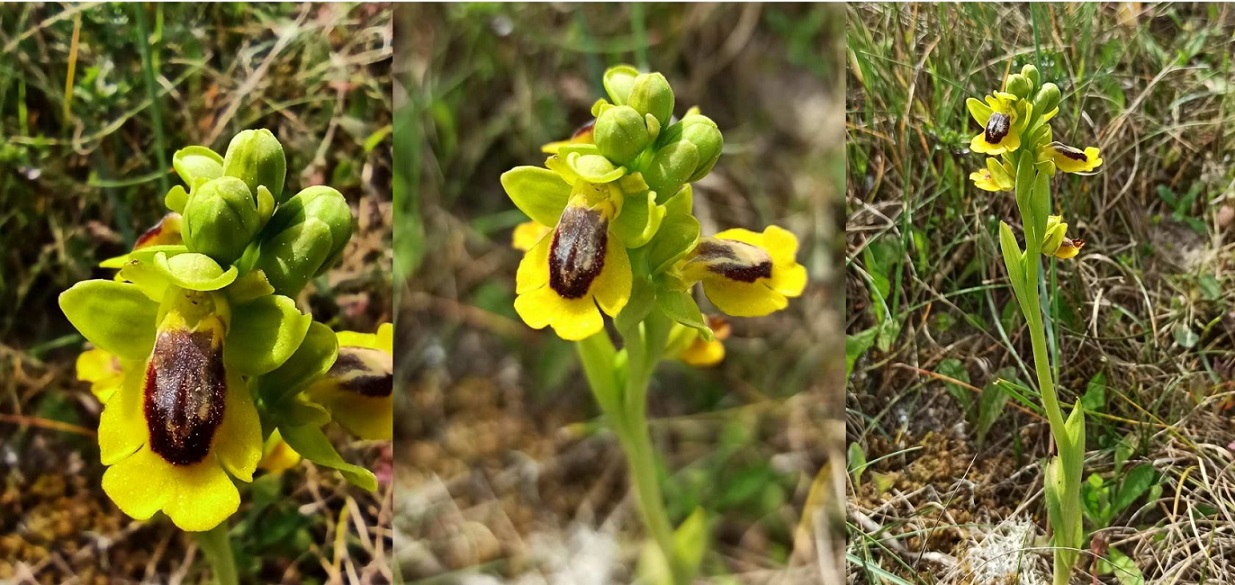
663, 184, 693, 216
60, 280, 157, 360
172, 146, 224, 206
500, 166, 571, 227
567, 152, 626, 184
603, 64, 640, 106
165, 185, 190, 214
224, 270, 276, 306
612, 190, 666, 248
554, 143, 601, 158
278, 423, 377, 492
154, 252, 238, 292
656, 289, 710, 338
224, 294, 312, 376
966, 97, 993, 124
283, 398, 333, 428
647, 213, 700, 275
256, 321, 339, 406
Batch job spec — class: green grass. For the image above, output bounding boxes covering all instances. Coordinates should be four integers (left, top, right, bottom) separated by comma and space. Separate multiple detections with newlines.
396, 3, 845, 582
847, 4, 1235, 583
0, 4, 392, 582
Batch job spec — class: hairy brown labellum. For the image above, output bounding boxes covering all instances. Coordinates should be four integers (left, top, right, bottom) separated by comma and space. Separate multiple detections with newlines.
549, 206, 608, 299
1051, 142, 1088, 162
329, 347, 393, 398
984, 112, 1011, 144
693, 239, 773, 283
144, 328, 226, 466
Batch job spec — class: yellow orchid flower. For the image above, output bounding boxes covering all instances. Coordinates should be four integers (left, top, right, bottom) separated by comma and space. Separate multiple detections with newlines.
257, 429, 303, 474
967, 92, 1032, 155
306, 323, 393, 441
1042, 215, 1085, 259
677, 225, 806, 317
1041, 142, 1103, 174
669, 315, 730, 367
970, 157, 1015, 192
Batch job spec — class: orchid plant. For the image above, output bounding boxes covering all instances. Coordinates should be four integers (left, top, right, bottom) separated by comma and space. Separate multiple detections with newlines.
501, 66, 807, 583
62, 129, 392, 583
966, 64, 1102, 584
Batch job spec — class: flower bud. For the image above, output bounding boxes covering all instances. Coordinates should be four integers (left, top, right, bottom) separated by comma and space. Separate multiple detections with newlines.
1021, 64, 1040, 89
602, 65, 640, 105
1005, 74, 1033, 100
1033, 82, 1061, 117
643, 138, 699, 199
627, 73, 675, 129
594, 105, 651, 166
678, 114, 723, 182
222, 129, 287, 203
254, 186, 352, 296
183, 177, 261, 266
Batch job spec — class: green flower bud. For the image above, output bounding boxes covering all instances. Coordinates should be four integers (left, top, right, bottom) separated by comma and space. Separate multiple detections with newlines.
1021, 64, 1040, 89
183, 177, 261, 266
222, 129, 287, 203
254, 186, 352, 296
603, 65, 640, 105
627, 73, 675, 129
679, 114, 723, 182
594, 105, 651, 166
1033, 82, 1061, 117
1005, 74, 1033, 100
644, 138, 699, 199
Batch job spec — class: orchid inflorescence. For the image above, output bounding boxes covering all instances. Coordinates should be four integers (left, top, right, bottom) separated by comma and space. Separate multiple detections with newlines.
63, 129, 391, 533
966, 64, 1102, 584
501, 66, 807, 583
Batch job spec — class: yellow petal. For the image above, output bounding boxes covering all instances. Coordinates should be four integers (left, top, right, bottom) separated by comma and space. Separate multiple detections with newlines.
515, 231, 552, 294
592, 241, 631, 317
771, 263, 808, 298
761, 225, 801, 265
258, 430, 302, 474
512, 221, 552, 252
327, 394, 393, 441
97, 369, 147, 465
703, 279, 788, 318
375, 323, 393, 354
678, 338, 725, 367
212, 370, 262, 483
101, 448, 171, 521
161, 459, 241, 532
516, 286, 604, 340
711, 227, 765, 249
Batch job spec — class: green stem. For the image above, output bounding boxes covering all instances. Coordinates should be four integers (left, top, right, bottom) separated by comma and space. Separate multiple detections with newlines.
196, 524, 238, 585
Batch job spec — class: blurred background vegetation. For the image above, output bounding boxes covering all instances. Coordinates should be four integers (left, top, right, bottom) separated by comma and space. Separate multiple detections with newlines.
396, 4, 845, 583
0, 4, 392, 582
847, 4, 1235, 583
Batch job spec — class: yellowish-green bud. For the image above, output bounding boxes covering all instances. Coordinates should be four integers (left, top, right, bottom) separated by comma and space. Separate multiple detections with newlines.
644, 139, 699, 198
628, 73, 675, 129
254, 186, 353, 296
1021, 64, 1040, 88
183, 177, 260, 266
594, 105, 651, 166
679, 114, 723, 182
1033, 83, 1061, 117
602, 65, 640, 106
222, 129, 287, 203
1041, 216, 1068, 255
1006, 74, 1033, 100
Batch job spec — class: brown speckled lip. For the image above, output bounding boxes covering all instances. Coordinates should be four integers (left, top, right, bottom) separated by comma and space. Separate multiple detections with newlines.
144, 328, 225, 466
1052, 143, 1089, 161
984, 112, 1010, 144
549, 206, 607, 299
330, 347, 393, 398
693, 239, 773, 283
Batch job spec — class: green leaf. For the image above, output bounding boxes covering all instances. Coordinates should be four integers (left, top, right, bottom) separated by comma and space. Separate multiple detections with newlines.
1081, 370, 1107, 411
673, 508, 709, 583
60, 281, 157, 360
656, 289, 708, 333
935, 358, 972, 415
998, 221, 1026, 302
848, 442, 867, 490
225, 295, 312, 376
278, 423, 377, 492
612, 191, 666, 248
499, 166, 571, 227
846, 328, 878, 379
1113, 464, 1156, 516
647, 213, 700, 275
165, 185, 189, 213
1099, 547, 1145, 585
256, 321, 339, 406
976, 379, 1010, 449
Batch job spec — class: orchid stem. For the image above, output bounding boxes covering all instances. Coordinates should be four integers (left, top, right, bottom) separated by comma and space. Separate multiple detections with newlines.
196, 523, 239, 585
